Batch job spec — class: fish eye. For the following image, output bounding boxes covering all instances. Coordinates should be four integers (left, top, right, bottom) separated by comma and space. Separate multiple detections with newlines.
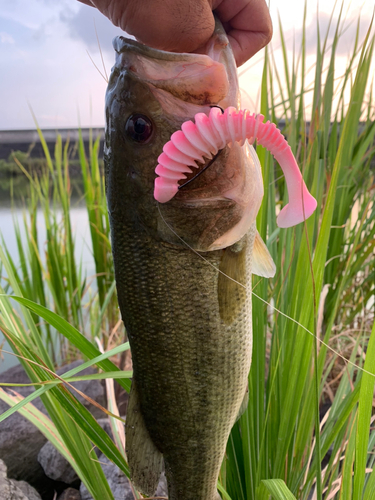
125, 114, 153, 143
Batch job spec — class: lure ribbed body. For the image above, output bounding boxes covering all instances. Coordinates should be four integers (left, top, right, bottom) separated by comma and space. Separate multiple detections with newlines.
154, 106, 317, 228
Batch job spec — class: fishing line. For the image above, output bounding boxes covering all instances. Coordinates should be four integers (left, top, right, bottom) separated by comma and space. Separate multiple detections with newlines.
86, 20, 109, 83
157, 203, 375, 378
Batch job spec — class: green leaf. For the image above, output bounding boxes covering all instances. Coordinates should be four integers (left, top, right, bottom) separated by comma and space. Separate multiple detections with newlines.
4, 295, 131, 393
260, 479, 297, 500
0, 340, 131, 423
353, 319, 375, 499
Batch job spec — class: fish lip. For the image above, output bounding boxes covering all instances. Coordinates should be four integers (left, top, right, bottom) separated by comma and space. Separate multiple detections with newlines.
113, 36, 186, 59
113, 17, 230, 61
112, 27, 233, 107
113, 36, 212, 61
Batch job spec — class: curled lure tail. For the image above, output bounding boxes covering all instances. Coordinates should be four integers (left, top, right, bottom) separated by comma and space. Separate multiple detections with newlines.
154, 107, 317, 228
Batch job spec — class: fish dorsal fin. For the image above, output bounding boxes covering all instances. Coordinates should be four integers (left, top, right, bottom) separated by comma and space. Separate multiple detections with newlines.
252, 231, 276, 278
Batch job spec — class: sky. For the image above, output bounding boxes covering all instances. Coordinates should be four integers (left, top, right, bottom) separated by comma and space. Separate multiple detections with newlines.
0, 0, 374, 130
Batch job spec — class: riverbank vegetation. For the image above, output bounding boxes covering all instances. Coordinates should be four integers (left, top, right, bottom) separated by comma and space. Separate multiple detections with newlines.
0, 6, 374, 500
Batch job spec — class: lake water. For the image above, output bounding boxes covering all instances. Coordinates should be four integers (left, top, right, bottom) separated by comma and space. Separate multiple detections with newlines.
0, 198, 95, 374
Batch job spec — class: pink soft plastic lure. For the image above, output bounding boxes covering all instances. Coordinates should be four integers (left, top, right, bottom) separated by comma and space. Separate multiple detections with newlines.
154, 106, 317, 228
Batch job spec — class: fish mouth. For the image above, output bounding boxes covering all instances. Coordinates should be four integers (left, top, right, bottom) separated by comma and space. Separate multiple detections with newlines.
112, 19, 238, 109
113, 20, 243, 209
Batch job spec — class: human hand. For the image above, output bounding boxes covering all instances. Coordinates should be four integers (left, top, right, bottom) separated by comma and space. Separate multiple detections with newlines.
77, 0, 272, 67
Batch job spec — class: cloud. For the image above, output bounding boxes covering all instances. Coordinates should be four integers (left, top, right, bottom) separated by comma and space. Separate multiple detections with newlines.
0, 16, 32, 42
0, 16, 39, 61
60, 4, 126, 54
0, 32, 15, 44
283, 10, 373, 57
0, 0, 53, 31
0, 5, 111, 130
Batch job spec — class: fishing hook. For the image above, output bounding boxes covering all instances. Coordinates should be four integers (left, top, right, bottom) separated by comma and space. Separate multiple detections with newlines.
178, 148, 225, 190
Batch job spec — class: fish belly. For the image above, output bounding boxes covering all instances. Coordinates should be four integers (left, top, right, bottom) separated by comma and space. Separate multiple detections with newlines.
111, 217, 255, 499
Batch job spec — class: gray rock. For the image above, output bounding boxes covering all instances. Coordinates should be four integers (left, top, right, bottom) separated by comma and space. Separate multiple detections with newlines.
0, 459, 41, 500
10, 480, 42, 500
80, 456, 133, 500
38, 417, 117, 484
0, 365, 47, 483
79, 456, 168, 500
0, 360, 105, 483
38, 441, 79, 484
57, 488, 81, 500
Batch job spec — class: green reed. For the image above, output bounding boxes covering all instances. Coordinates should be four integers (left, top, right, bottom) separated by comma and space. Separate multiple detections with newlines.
0, 5, 374, 500
1, 125, 118, 359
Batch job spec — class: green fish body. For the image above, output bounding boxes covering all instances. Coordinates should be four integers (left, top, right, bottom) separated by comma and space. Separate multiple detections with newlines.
104, 21, 274, 500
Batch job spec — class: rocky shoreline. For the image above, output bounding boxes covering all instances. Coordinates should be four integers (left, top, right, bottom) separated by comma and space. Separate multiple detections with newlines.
0, 362, 167, 500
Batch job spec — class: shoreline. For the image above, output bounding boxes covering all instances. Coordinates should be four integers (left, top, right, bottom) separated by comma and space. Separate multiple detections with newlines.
0, 128, 104, 161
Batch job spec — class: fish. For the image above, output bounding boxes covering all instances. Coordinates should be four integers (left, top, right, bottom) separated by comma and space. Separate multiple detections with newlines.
104, 20, 315, 500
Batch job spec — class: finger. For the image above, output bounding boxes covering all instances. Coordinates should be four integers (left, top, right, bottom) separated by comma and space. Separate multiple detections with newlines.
214, 0, 272, 66
96, 0, 216, 53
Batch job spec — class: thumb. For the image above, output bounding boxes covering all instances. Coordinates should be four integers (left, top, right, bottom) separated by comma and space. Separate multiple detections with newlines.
118, 0, 215, 53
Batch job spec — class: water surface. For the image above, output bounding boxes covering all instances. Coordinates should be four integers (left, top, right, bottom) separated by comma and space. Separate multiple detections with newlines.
0, 197, 94, 374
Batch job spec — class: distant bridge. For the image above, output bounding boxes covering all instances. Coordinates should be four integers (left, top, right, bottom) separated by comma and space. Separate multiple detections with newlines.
0, 128, 104, 160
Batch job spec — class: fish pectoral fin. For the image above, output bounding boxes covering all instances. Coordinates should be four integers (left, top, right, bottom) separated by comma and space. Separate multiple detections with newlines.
252, 231, 276, 278
236, 386, 249, 422
218, 239, 248, 325
126, 379, 163, 496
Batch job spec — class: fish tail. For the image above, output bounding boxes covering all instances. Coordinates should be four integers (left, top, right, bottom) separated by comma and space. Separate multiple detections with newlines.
125, 380, 163, 496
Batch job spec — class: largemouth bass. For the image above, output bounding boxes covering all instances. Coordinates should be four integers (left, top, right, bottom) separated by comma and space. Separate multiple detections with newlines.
104, 21, 312, 500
